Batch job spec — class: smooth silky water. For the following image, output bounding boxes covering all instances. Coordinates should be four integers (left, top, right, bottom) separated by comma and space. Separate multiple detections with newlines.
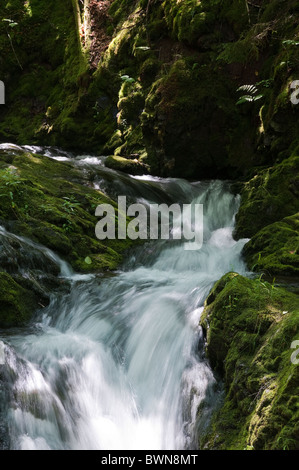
0, 145, 249, 450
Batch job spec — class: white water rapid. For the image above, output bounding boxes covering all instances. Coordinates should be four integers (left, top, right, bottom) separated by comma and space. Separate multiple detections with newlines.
0, 146, 249, 450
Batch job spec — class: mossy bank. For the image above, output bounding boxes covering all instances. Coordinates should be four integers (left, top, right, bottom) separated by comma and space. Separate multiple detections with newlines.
200, 272, 299, 450
234, 155, 299, 276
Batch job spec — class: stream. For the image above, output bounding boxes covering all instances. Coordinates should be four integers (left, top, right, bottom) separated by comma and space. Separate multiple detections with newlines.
0, 144, 249, 450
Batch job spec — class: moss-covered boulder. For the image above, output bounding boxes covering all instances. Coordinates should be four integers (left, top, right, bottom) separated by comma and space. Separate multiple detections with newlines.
235, 155, 299, 239
200, 272, 299, 450
0, 272, 37, 328
234, 156, 299, 277
0, 149, 133, 272
141, 57, 239, 178
242, 213, 299, 276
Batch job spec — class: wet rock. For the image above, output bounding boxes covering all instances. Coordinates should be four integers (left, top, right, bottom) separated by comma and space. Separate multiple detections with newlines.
0, 272, 37, 328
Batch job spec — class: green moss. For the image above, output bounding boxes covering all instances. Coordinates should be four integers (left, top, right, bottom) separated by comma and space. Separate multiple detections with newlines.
162, 0, 217, 45
1, 0, 298, 180
0, 0, 92, 150
235, 156, 299, 239
139, 57, 161, 87
0, 150, 134, 272
105, 155, 149, 175
141, 57, 239, 178
0, 272, 37, 328
242, 213, 299, 276
109, 0, 136, 25
200, 272, 299, 450
217, 37, 260, 65
234, 155, 299, 279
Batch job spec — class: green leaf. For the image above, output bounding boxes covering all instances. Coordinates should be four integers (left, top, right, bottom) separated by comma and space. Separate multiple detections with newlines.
9, 23, 18, 28
135, 46, 150, 51
236, 95, 254, 105
237, 84, 258, 94
84, 256, 92, 265
120, 75, 135, 83
282, 40, 299, 46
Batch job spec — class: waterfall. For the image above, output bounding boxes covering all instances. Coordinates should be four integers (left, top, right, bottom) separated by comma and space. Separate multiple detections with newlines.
0, 146, 249, 450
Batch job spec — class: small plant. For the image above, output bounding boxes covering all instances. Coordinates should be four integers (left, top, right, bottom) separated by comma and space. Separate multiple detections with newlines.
269, 277, 276, 300
62, 219, 74, 233
21, 203, 29, 215
276, 435, 297, 451
120, 75, 135, 84
2, 19, 23, 70
236, 84, 263, 105
256, 78, 273, 89
251, 252, 262, 271
253, 273, 268, 292
224, 294, 238, 314
93, 102, 100, 120
135, 46, 151, 51
0, 167, 23, 211
62, 197, 81, 214
40, 203, 54, 214
282, 40, 299, 47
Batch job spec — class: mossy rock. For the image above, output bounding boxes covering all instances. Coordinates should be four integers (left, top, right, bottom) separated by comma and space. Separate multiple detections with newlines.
242, 213, 299, 276
235, 155, 299, 239
105, 155, 149, 175
141, 57, 240, 178
0, 150, 134, 272
200, 272, 299, 450
0, 272, 37, 328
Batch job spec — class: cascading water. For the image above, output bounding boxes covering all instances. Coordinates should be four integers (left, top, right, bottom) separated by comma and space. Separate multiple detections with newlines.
0, 146, 250, 450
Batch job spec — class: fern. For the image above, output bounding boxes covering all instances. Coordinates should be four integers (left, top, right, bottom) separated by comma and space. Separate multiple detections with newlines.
237, 85, 258, 94
236, 84, 263, 105
2, 19, 22, 70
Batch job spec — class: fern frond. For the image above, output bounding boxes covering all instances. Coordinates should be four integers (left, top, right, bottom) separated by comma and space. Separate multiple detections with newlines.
237, 84, 258, 94
236, 94, 263, 105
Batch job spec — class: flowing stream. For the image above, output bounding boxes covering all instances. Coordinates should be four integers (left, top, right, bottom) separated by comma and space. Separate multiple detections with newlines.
0, 145, 249, 450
